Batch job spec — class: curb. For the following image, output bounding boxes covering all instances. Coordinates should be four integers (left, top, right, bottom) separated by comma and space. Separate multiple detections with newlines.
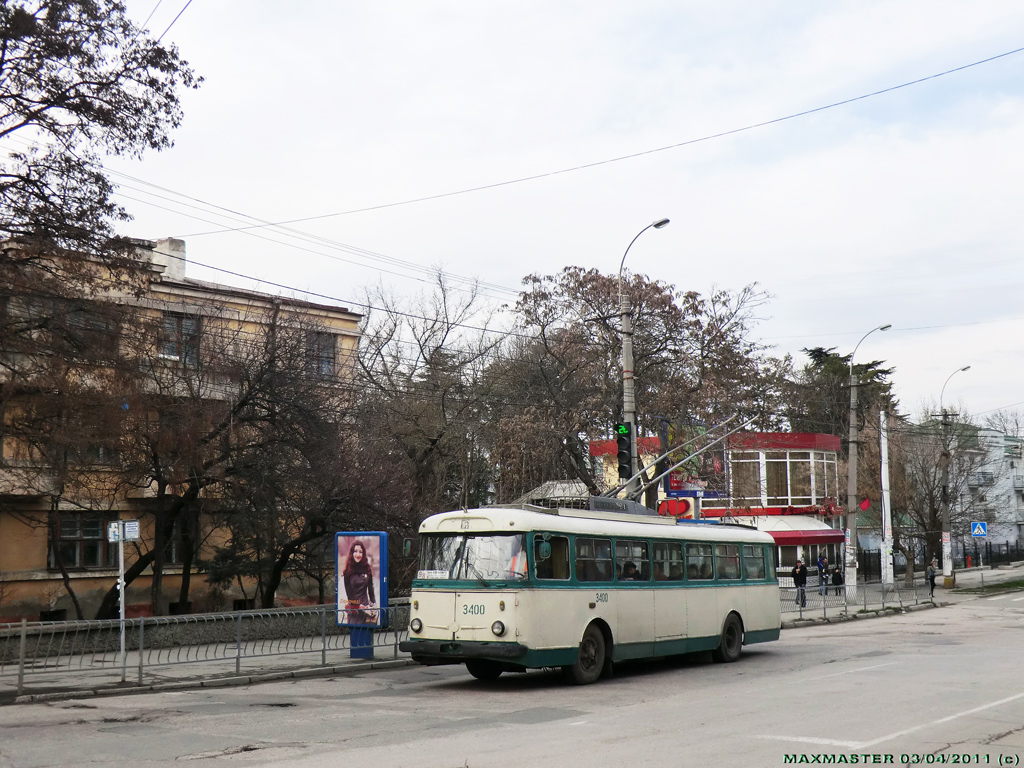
781, 600, 941, 629
11, 658, 417, 705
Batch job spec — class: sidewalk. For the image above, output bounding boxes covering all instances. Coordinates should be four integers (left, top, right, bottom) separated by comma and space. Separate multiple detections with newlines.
1, 645, 417, 706
781, 561, 1024, 628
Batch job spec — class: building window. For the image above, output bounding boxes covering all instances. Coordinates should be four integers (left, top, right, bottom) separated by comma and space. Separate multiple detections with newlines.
74, 443, 120, 466
66, 305, 119, 356
306, 331, 336, 377
164, 516, 189, 566
160, 312, 201, 365
50, 514, 115, 570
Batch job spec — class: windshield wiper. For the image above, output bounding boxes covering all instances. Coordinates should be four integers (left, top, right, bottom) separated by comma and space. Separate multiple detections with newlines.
461, 555, 495, 587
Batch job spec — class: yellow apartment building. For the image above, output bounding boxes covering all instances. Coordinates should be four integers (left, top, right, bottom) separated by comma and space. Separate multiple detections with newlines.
0, 238, 361, 621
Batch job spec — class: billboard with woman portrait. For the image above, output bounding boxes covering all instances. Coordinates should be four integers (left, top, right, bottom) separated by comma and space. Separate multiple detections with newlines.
335, 531, 388, 627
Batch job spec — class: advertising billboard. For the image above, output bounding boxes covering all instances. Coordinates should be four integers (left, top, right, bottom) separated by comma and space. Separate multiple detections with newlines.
335, 531, 389, 628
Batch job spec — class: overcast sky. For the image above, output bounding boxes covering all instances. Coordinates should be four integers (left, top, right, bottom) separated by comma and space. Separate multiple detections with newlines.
110, 1, 1024, 423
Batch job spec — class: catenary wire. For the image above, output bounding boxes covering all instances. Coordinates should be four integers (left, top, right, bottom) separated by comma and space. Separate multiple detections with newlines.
174, 45, 1024, 238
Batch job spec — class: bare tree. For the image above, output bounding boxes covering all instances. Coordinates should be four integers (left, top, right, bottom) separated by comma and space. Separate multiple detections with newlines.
357, 273, 504, 519
890, 408, 987, 570
488, 268, 787, 502
984, 409, 1024, 438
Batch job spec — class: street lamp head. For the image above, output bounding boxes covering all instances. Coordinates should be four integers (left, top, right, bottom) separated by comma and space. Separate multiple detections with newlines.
879, 324, 892, 332
652, 218, 670, 229
939, 364, 971, 413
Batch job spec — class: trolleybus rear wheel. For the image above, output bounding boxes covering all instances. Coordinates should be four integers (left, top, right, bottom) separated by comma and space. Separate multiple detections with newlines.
466, 659, 503, 680
565, 623, 606, 685
712, 612, 743, 663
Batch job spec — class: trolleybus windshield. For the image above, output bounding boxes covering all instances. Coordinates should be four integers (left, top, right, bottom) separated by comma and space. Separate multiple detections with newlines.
419, 533, 528, 582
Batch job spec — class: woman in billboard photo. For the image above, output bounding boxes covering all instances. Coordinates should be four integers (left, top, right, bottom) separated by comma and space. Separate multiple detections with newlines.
343, 539, 377, 624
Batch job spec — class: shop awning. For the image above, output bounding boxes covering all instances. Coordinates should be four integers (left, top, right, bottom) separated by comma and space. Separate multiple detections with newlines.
767, 529, 845, 545
752, 515, 845, 546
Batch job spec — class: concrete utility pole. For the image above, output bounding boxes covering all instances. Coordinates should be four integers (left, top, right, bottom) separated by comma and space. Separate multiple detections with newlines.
618, 218, 670, 496
880, 410, 894, 585
940, 365, 971, 588
845, 324, 890, 598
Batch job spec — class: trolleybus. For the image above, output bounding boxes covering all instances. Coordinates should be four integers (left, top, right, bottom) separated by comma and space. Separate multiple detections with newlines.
400, 503, 781, 684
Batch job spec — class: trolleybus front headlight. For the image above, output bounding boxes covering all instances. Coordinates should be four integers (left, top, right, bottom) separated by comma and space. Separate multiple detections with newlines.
491, 621, 506, 637
410, 618, 423, 633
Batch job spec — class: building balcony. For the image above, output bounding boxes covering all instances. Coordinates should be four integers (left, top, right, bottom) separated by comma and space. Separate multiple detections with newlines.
968, 472, 995, 487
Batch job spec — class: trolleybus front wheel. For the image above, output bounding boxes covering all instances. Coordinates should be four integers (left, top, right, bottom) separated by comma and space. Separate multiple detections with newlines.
565, 623, 606, 685
466, 659, 503, 680
712, 612, 743, 663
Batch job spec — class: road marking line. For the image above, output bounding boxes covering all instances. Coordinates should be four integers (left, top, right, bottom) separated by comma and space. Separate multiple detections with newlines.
758, 690, 1024, 750
758, 735, 861, 748
802, 662, 898, 682
987, 595, 1011, 601
1012, 597, 1024, 602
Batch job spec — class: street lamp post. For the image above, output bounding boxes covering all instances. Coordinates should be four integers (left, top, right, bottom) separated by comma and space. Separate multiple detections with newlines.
618, 218, 670, 496
939, 365, 971, 588
845, 323, 891, 597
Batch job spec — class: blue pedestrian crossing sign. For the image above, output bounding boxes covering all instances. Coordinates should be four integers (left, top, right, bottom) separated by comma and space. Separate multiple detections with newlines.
971, 522, 987, 537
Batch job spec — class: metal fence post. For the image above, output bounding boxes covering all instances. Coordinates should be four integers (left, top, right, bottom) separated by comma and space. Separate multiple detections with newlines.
17, 618, 27, 696
138, 618, 145, 685
321, 606, 327, 667
235, 611, 242, 675
394, 608, 400, 659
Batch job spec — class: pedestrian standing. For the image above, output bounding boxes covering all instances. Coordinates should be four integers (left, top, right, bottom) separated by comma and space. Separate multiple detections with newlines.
793, 559, 808, 607
926, 558, 937, 597
818, 556, 829, 595
831, 565, 844, 596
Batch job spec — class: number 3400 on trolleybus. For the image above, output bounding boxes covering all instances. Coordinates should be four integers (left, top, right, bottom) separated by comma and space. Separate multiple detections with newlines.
400, 503, 781, 684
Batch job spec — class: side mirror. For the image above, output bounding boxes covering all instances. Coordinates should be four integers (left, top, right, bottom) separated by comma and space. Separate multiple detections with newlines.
402, 538, 418, 558
537, 541, 552, 560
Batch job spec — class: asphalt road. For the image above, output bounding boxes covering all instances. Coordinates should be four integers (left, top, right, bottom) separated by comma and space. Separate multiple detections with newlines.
2, 591, 1023, 768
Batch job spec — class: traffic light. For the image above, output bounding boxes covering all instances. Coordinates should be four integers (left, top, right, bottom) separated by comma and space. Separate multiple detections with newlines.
614, 422, 632, 478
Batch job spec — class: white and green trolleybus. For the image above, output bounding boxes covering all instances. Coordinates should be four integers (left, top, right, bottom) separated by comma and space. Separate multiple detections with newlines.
400, 501, 781, 684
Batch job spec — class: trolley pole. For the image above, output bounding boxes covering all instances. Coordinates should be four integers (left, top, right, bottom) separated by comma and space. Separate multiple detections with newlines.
616, 218, 669, 498
620, 290, 639, 494
939, 365, 969, 588
880, 410, 894, 585
844, 324, 891, 599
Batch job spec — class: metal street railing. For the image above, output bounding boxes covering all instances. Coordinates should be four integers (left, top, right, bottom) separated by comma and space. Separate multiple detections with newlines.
781, 579, 932, 621
0, 603, 409, 697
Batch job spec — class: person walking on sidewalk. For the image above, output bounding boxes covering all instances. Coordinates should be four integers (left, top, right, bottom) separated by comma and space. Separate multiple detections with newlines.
927, 558, 937, 597
793, 559, 808, 607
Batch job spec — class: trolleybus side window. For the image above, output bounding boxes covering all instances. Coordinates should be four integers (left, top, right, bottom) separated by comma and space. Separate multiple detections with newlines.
534, 534, 570, 580
716, 543, 741, 580
743, 544, 766, 580
575, 537, 613, 582
686, 542, 714, 580
652, 541, 684, 581
616, 539, 650, 581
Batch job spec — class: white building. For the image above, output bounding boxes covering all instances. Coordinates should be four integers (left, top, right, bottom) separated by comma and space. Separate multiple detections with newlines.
961, 429, 1024, 547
